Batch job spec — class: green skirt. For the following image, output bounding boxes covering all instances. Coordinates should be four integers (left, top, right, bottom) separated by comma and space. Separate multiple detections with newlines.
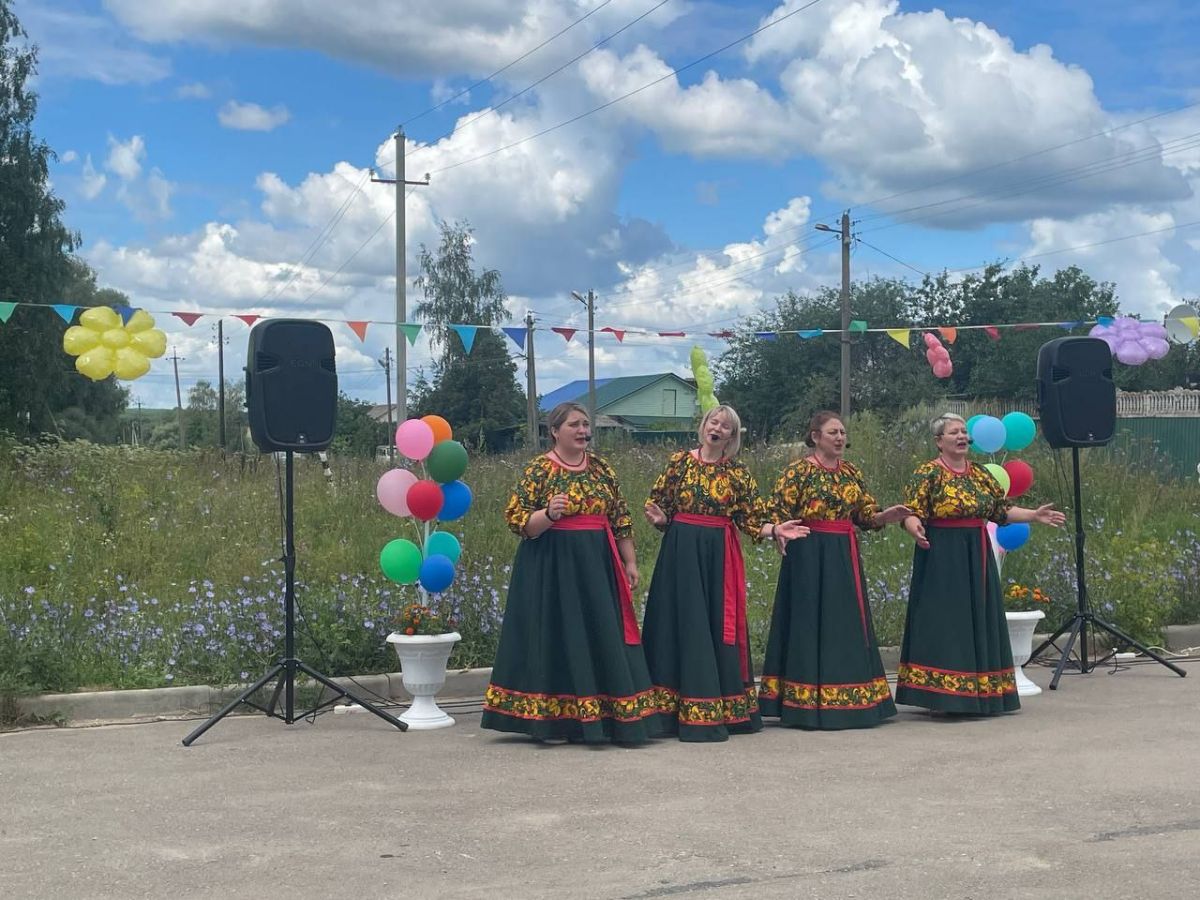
758, 527, 896, 730
895, 520, 1019, 715
480, 529, 668, 743
641, 519, 762, 742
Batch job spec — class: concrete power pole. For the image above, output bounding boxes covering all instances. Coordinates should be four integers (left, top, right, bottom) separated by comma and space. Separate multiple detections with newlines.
816, 212, 853, 419
216, 319, 226, 453
571, 290, 597, 428
525, 311, 538, 449
372, 129, 429, 424
170, 347, 185, 450
379, 347, 395, 463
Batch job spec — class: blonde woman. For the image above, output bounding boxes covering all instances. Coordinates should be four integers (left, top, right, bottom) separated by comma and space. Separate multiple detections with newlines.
895, 413, 1064, 715
641, 405, 807, 742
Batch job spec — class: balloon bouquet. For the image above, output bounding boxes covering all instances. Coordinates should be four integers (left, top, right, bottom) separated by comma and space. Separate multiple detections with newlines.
376, 415, 473, 597
964, 412, 1038, 569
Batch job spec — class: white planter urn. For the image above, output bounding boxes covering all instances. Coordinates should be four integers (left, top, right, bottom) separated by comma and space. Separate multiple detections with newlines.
386, 631, 462, 729
1005, 611, 1045, 697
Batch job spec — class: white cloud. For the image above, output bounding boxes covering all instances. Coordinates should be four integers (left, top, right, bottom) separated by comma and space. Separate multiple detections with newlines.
105, 135, 145, 181
175, 81, 213, 99
80, 155, 108, 199
218, 101, 291, 132
60, 150, 79, 164
22, 4, 170, 84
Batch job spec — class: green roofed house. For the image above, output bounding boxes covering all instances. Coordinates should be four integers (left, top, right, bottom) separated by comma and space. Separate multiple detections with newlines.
538, 373, 699, 438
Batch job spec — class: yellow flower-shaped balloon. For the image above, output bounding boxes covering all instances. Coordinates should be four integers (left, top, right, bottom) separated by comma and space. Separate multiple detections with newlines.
62, 307, 168, 381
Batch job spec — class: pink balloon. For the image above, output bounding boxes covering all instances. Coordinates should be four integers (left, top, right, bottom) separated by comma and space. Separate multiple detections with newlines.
377, 468, 419, 516
923, 332, 939, 349
395, 418, 435, 461
986, 521, 1006, 567
933, 359, 953, 378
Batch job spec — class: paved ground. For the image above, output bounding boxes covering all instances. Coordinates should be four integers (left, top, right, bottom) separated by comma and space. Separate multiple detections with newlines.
2, 661, 1199, 900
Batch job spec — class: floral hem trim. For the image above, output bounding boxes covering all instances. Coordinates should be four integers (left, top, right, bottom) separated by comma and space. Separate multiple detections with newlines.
758, 675, 892, 710
654, 685, 759, 725
896, 662, 1016, 698
483, 684, 672, 723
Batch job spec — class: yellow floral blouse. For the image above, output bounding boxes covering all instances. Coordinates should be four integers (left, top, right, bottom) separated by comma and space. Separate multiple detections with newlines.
904, 460, 1012, 524
647, 450, 767, 539
505, 453, 633, 539
768, 458, 884, 530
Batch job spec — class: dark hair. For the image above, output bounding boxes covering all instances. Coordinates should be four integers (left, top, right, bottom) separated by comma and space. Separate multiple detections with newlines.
804, 410, 845, 448
546, 402, 589, 444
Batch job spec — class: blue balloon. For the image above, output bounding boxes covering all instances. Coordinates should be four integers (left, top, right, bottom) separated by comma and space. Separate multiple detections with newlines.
995, 522, 1030, 552
438, 480, 473, 521
970, 415, 1006, 454
424, 530, 461, 563
418, 554, 456, 593
965, 414, 984, 436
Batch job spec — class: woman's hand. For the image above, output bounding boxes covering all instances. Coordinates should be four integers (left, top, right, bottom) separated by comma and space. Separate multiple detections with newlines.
643, 501, 668, 527
904, 515, 929, 550
624, 560, 640, 591
1032, 503, 1066, 527
876, 504, 913, 526
545, 493, 569, 522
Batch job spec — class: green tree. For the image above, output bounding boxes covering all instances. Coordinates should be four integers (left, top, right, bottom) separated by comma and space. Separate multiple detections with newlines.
412, 221, 525, 451
331, 392, 384, 457
0, 3, 127, 439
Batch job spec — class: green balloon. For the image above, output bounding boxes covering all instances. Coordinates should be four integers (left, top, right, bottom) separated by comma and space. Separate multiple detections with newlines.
426, 440, 468, 483
424, 530, 462, 564
1002, 412, 1037, 452
380, 539, 422, 584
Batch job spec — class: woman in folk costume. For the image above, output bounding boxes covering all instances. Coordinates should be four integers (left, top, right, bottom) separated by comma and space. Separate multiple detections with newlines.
758, 411, 911, 730
481, 402, 666, 743
641, 405, 808, 742
896, 412, 1065, 715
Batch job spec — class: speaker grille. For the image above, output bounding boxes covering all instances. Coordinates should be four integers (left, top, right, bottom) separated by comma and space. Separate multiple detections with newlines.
245, 320, 338, 451
1037, 337, 1115, 448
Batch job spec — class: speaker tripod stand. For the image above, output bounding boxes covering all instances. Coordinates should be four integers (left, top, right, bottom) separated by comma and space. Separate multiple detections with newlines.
183, 451, 406, 745
1029, 446, 1187, 690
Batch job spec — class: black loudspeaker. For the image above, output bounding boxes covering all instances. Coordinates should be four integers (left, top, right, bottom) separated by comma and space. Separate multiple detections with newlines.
245, 319, 337, 451
1036, 336, 1115, 448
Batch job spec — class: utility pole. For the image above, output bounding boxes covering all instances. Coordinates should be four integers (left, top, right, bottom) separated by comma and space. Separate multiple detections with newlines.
170, 347, 186, 450
216, 319, 226, 453
379, 347, 395, 463
371, 128, 429, 423
816, 212, 853, 419
571, 290, 597, 428
525, 311, 538, 449
133, 398, 143, 447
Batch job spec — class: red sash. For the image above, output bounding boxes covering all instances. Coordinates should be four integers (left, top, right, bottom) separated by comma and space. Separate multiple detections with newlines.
551, 514, 640, 645
928, 517, 988, 598
805, 519, 868, 642
674, 513, 749, 680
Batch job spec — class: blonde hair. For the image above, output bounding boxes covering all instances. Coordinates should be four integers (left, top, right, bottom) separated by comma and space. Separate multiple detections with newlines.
698, 404, 742, 458
931, 412, 967, 438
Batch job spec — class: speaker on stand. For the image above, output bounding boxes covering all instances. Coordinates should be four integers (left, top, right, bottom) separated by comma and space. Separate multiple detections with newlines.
1030, 336, 1186, 689
183, 320, 406, 745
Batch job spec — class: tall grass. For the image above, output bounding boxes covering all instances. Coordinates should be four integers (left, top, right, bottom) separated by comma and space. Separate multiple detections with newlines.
2, 409, 1197, 694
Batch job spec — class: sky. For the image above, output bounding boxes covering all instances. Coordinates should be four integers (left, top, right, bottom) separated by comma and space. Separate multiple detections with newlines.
19, 0, 1200, 409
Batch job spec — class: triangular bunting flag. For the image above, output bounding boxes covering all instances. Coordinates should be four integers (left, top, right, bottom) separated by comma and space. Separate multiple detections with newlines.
347, 321, 369, 342
0, 302, 15, 323
1014, 323, 1038, 332
886, 329, 911, 348
1058, 321, 1081, 330
452, 324, 478, 354
235, 314, 260, 327
501, 326, 525, 350
657, 331, 685, 337
51, 304, 77, 324
708, 330, 734, 339
984, 325, 1001, 341
938, 326, 958, 344
1096, 316, 1114, 326
551, 327, 576, 342
115, 306, 137, 325
172, 312, 203, 327
1180, 315, 1200, 338
600, 326, 625, 342
848, 320, 867, 333
798, 329, 823, 339
754, 331, 778, 341
402, 323, 423, 346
